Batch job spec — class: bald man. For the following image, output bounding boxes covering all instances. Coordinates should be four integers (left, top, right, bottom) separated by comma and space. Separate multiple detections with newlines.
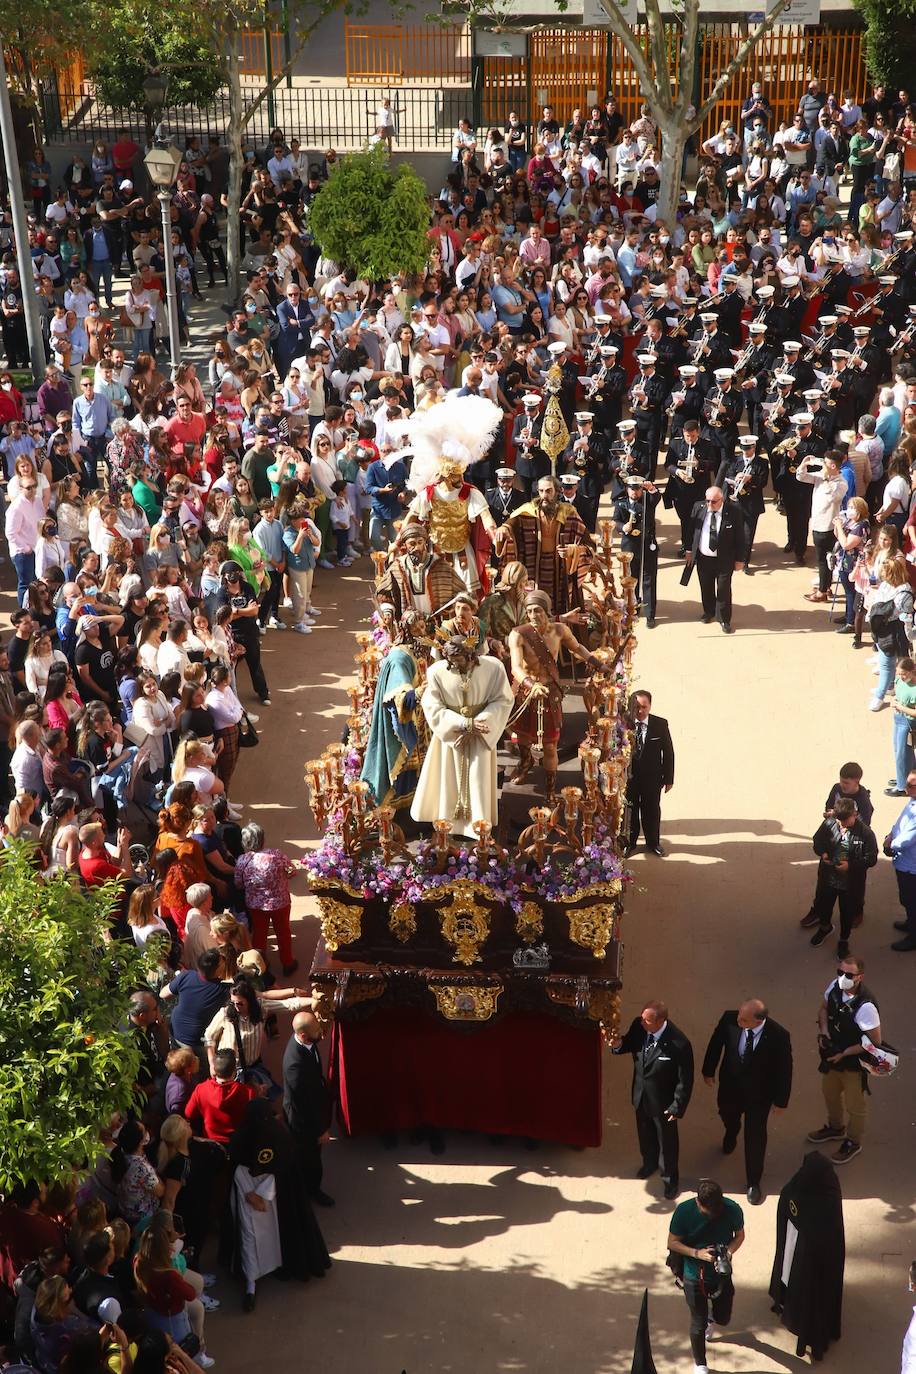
281, 1010, 334, 1206
610, 1000, 694, 1200
701, 1000, 793, 1205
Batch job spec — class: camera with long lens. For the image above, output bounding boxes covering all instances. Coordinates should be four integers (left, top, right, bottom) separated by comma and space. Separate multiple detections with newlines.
712, 1243, 732, 1278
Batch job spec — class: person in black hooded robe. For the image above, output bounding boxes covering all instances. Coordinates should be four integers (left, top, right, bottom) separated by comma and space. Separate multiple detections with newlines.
768, 1150, 844, 1361
227, 1097, 331, 1310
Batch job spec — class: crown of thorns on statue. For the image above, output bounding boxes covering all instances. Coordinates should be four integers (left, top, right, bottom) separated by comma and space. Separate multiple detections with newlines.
442, 635, 479, 664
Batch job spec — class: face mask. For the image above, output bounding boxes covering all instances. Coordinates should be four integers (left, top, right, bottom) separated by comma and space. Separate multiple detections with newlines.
245, 302, 256, 314
83, 586, 99, 597
0, 382, 10, 391
350, 391, 363, 401
837, 974, 856, 992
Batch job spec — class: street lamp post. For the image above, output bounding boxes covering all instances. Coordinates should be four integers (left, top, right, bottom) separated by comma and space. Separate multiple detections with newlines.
143, 131, 183, 380
0, 46, 50, 383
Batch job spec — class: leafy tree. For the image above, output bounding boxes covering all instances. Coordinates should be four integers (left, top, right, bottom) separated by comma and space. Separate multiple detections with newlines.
87, 1, 223, 113
450, 0, 790, 226
0, 846, 147, 1191
307, 144, 431, 280
854, 0, 916, 96
0, 0, 92, 137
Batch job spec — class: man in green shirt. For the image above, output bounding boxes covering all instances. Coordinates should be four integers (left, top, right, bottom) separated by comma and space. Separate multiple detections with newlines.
667, 1179, 745, 1373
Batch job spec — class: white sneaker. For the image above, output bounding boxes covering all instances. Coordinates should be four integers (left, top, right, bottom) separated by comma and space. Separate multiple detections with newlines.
258, 624, 267, 636
245, 712, 260, 723
293, 621, 312, 634
227, 802, 243, 820
282, 597, 293, 609
869, 698, 885, 711
693, 1367, 709, 1374
306, 606, 321, 617
200, 1292, 221, 1311
705, 1321, 718, 1339
269, 618, 286, 630
197, 1355, 216, 1369
340, 557, 353, 567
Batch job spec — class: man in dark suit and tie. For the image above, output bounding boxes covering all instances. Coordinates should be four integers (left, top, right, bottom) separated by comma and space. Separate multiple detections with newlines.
611, 999, 694, 1199
485, 467, 525, 528
683, 484, 746, 634
701, 998, 793, 1206
281, 1010, 334, 1206
626, 688, 674, 856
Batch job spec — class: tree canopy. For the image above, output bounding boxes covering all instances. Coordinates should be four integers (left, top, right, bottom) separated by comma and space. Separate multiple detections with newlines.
854, 0, 916, 97
307, 144, 431, 281
87, 1, 223, 111
0, 846, 147, 1191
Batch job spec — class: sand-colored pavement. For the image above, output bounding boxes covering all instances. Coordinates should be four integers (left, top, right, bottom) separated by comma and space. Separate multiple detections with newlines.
182, 493, 915, 1374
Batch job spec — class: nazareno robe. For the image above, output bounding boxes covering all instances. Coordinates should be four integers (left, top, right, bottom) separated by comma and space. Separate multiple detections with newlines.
769, 1150, 845, 1361
411, 655, 513, 838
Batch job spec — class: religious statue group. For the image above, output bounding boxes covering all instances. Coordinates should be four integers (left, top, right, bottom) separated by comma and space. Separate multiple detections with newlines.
361, 392, 620, 836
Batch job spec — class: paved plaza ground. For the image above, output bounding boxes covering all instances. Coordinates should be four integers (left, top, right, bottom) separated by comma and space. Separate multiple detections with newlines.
186, 493, 915, 1373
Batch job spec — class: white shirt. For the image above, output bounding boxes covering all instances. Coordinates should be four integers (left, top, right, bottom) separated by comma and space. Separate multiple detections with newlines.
698, 505, 722, 558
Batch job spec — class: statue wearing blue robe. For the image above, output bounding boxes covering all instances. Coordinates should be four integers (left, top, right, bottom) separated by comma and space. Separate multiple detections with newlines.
360, 646, 427, 810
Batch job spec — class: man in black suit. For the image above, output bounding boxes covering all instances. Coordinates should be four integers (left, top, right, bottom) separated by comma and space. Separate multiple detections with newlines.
485, 467, 525, 528
683, 485, 746, 634
281, 1011, 334, 1206
613, 479, 661, 627
626, 688, 675, 855
701, 999, 793, 1206
611, 999, 693, 1199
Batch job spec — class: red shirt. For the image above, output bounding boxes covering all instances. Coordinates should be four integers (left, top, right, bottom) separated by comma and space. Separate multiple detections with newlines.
112, 138, 140, 172
165, 413, 206, 455
78, 851, 124, 888
184, 1078, 255, 1143
142, 1266, 196, 1316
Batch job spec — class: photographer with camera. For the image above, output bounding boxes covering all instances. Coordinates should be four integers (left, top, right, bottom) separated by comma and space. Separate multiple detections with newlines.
807, 954, 881, 1163
667, 1178, 745, 1374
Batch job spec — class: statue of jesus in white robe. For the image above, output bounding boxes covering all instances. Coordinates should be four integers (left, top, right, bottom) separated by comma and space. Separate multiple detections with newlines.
411, 643, 514, 838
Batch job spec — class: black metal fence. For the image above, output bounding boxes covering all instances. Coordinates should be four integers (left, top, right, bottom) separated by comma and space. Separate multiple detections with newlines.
39, 77, 472, 153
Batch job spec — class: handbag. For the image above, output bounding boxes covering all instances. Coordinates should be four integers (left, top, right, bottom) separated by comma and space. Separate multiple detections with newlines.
884, 153, 901, 182
237, 712, 259, 749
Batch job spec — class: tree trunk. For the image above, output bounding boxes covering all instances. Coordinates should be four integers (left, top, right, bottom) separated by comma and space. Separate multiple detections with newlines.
225, 35, 244, 305
656, 116, 688, 229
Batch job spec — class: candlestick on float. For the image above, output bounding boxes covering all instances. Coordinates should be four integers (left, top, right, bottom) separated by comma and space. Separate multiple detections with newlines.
347, 714, 364, 750
433, 818, 453, 872
472, 819, 492, 855
370, 550, 387, 581
376, 804, 396, 862
347, 779, 371, 840
305, 759, 325, 827
529, 806, 552, 867
581, 796, 597, 846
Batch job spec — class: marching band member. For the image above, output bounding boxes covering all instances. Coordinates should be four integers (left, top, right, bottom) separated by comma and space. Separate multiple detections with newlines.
716, 433, 769, 573
664, 417, 717, 555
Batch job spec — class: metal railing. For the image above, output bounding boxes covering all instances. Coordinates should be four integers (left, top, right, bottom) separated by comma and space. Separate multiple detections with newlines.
38, 77, 472, 153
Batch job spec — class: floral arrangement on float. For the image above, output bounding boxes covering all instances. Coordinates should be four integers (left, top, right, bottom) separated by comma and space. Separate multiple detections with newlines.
301, 523, 642, 983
